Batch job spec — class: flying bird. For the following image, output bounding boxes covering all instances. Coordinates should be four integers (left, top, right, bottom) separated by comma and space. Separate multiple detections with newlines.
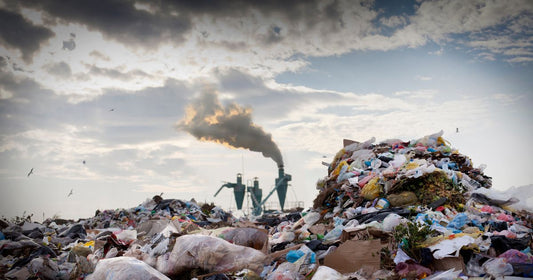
456, 127, 459, 133
109, 108, 115, 111
68, 189, 73, 197
82, 160, 86, 164
27, 168, 34, 177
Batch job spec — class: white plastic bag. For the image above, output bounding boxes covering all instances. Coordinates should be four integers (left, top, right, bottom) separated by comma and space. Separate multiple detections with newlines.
156, 234, 266, 275
87, 257, 170, 280
311, 265, 347, 280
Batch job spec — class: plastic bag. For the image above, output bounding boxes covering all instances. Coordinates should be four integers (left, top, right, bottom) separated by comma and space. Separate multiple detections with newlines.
156, 234, 266, 275
499, 249, 533, 264
482, 258, 514, 278
266, 261, 301, 280
465, 254, 484, 276
382, 213, 402, 232
303, 212, 321, 226
446, 213, 469, 231
28, 256, 67, 280
87, 257, 170, 280
361, 177, 381, 200
286, 245, 316, 264
311, 265, 347, 280
428, 235, 475, 259
115, 230, 137, 244
323, 224, 344, 242
219, 227, 268, 251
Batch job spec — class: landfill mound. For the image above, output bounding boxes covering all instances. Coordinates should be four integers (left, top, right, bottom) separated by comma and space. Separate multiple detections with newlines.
1, 131, 532, 279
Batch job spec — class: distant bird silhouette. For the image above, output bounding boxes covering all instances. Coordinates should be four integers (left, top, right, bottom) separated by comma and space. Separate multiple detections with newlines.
82, 160, 86, 164
456, 127, 459, 133
68, 189, 73, 197
27, 168, 34, 177
109, 108, 115, 111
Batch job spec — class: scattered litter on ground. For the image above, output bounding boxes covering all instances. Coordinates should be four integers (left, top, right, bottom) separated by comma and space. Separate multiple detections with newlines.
1, 131, 531, 279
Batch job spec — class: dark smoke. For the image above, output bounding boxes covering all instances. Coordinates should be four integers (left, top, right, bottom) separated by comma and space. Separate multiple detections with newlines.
177, 89, 283, 167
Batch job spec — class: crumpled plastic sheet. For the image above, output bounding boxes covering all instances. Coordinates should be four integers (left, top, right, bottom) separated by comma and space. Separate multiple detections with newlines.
395, 261, 432, 278
311, 265, 346, 280
156, 234, 266, 275
499, 249, 533, 264
482, 257, 514, 278
427, 235, 475, 259
87, 256, 170, 280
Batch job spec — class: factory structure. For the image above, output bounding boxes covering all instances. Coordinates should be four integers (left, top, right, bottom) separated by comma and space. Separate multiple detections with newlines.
214, 165, 295, 216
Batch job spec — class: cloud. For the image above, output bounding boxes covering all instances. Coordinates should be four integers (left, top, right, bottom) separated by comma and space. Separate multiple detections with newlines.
0, 8, 54, 63
2, 0, 530, 71
21, 0, 191, 48
379, 15, 407, 28
0, 56, 7, 68
491, 93, 525, 105
506, 56, 533, 63
85, 64, 150, 81
89, 50, 110, 61
0, 88, 13, 99
394, 89, 437, 99
429, 48, 444, 56
44, 61, 71, 78
414, 75, 432, 81
1, 0, 529, 104
404, 0, 533, 62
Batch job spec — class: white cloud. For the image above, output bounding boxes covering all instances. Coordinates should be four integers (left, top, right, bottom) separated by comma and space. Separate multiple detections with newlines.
394, 89, 437, 99
491, 93, 525, 105
1, 0, 530, 105
0, 88, 13, 99
379, 15, 407, 28
506, 56, 533, 63
429, 48, 444, 56
415, 75, 433, 81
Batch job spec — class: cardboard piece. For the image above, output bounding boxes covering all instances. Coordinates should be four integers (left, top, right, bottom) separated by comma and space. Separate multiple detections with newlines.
431, 256, 466, 273
324, 239, 382, 274
341, 227, 391, 242
309, 224, 327, 235
343, 139, 359, 147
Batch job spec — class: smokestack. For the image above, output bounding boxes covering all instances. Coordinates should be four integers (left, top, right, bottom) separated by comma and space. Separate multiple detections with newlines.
275, 165, 291, 210
177, 88, 283, 166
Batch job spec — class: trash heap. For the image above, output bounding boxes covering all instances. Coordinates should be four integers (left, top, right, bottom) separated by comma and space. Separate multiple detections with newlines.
1, 131, 532, 279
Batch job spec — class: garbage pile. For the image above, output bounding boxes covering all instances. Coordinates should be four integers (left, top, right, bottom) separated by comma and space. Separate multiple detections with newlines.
1, 131, 532, 279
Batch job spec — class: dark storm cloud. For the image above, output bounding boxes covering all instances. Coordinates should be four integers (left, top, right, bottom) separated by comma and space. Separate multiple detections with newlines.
0, 8, 55, 63
0, 72, 191, 144
16, 0, 346, 49
20, 0, 191, 47
0, 66, 60, 132
45, 61, 72, 78
0, 56, 7, 69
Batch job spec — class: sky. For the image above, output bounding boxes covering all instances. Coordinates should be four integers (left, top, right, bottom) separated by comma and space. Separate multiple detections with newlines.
0, 0, 532, 221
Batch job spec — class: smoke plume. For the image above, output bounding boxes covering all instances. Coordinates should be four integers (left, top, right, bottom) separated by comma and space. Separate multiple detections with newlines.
177, 89, 283, 167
